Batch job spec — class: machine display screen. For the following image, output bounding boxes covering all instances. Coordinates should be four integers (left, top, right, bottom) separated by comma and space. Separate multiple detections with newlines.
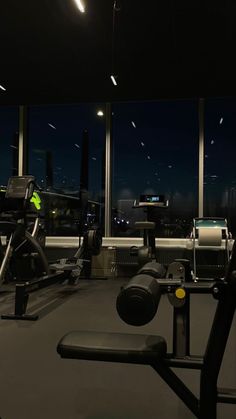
139, 194, 165, 205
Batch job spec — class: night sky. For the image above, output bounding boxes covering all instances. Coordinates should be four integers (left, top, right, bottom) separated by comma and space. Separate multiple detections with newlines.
1, 98, 236, 235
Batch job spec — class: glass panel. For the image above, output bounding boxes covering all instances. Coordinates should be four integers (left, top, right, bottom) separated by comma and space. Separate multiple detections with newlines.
112, 100, 199, 237
204, 98, 236, 236
0, 107, 19, 186
28, 104, 106, 236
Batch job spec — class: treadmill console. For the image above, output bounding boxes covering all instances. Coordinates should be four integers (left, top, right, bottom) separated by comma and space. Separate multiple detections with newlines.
138, 194, 168, 207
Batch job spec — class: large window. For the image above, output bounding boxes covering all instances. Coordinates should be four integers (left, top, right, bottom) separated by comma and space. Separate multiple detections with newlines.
112, 100, 199, 237
28, 104, 106, 235
0, 107, 19, 186
204, 98, 236, 236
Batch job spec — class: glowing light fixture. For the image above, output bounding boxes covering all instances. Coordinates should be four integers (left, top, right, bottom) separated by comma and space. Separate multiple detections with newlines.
140, 142, 145, 147
75, 143, 80, 148
211, 140, 214, 145
0, 84, 6, 91
111, 75, 117, 86
97, 110, 104, 117
220, 117, 223, 125
48, 123, 56, 129
74, 0, 85, 13
131, 121, 136, 128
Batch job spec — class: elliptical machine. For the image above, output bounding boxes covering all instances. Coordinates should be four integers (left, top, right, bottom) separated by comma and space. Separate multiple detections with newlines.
0, 175, 49, 285
0, 175, 103, 320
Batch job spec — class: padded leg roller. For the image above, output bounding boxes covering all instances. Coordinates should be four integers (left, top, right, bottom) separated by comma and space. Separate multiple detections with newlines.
116, 274, 162, 326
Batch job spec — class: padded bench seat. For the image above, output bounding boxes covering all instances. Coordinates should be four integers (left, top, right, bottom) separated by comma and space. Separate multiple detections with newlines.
57, 331, 167, 364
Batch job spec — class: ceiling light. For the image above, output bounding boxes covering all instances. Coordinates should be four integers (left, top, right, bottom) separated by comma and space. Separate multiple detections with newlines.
0, 84, 6, 91
48, 123, 56, 129
111, 75, 117, 86
75, 143, 80, 149
219, 117, 223, 125
74, 0, 85, 13
131, 121, 136, 128
97, 110, 104, 117
140, 142, 145, 147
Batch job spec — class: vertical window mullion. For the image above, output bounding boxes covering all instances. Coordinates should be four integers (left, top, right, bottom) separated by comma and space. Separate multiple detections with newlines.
198, 98, 205, 217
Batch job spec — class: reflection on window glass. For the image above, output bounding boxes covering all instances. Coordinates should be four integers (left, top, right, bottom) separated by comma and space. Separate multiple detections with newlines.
0, 107, 19, 186
28, 104, 105, 236
204, 98, 236, 236
112, 100, 199, 237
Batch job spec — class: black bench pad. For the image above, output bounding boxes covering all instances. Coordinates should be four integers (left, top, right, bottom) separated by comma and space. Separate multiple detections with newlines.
57, 331, 167, 364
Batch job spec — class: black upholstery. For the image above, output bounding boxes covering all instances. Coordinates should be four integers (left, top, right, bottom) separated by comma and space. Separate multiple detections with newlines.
57, 331, 167, 364
138, 261, 166, 278
116, 274, 162, 326
134, 221, 155, 230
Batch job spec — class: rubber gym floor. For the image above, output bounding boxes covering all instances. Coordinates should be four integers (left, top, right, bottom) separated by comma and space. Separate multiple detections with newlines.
0, 277, 235, 419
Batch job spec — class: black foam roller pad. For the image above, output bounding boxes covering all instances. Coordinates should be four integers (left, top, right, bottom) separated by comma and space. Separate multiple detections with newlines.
138, 261, 166, 278
116, 274, 161, 326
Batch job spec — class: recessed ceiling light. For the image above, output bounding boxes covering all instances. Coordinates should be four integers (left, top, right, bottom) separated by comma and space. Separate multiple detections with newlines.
74, 0, 85, 13
110, 75, 117, 86
48, 123, 56, 129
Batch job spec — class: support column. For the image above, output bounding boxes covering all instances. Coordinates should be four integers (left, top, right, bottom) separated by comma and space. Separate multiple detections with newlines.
104, 103, 112, 237
18, 105, 28, 176
198, 98, 204, 217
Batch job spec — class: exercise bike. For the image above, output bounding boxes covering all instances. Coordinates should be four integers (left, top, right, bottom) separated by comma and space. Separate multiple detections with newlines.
130, 193, 169, 267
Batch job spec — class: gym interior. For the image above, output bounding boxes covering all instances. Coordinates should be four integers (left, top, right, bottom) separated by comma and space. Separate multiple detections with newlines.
0, 2, 236, 419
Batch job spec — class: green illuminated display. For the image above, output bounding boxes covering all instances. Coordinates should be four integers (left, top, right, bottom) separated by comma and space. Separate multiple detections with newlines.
30, 192, 41, 210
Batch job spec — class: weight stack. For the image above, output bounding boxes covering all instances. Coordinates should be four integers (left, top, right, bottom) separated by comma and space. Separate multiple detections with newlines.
91, 247, 116, 279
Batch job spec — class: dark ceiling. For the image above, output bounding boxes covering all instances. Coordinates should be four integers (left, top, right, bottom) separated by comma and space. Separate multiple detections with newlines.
1, 0, 236, 106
